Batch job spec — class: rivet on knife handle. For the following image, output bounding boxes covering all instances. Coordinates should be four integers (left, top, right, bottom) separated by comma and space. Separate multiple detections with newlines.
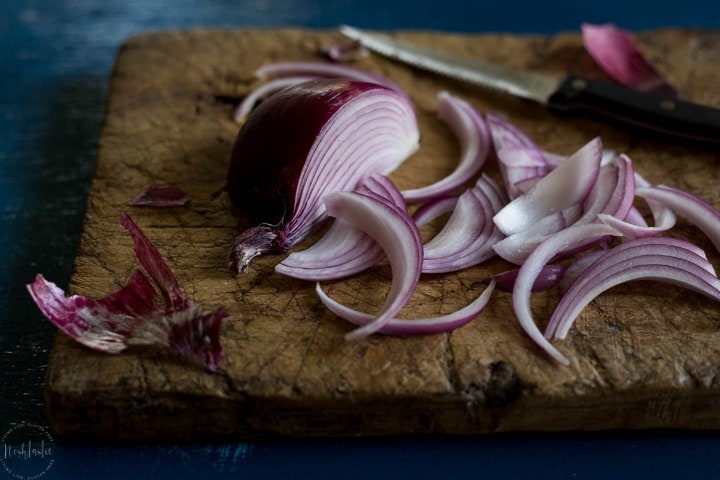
547, 75, 720, 145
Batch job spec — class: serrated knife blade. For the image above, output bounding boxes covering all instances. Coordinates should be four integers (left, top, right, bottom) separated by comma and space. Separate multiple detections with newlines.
340, 25, 720, 146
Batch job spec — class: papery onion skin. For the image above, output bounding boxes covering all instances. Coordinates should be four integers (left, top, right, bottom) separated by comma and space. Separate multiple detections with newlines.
581, 23, 679, 98
227, 78, 419, 272
27, 213, 229, 372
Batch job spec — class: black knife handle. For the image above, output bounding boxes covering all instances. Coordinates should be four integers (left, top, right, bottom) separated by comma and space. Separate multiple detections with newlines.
547, 75, 720, 146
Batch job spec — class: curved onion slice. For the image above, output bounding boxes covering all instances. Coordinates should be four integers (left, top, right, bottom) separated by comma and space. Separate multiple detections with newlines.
255, 61, 407, 95
228, 78, 419, 272
275, 175, 404, 281
575, 153, 636, 225
486, 265, 567, 293
318, 189, 423, 341
316, 281, 495, 335
421, 175, 506, 273
412, 195, 459, 227
402, 91, 490, 203
233, 76, 316, 122
636, 185, 720, 254
493, 137, 603, 236
557, 249, 607, 294
546, 237, 720, 341
512, 223, 621, 365
486, 113, 551, 198
493, 204, 583, 265
581, 23, 679, 98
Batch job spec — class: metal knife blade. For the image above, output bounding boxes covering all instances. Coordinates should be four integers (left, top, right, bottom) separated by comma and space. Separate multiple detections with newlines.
340, 25, 720, 146
340, 24, 560, 104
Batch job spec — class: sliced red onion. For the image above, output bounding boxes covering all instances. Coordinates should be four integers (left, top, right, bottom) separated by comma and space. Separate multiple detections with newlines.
486, 113, 551, 198
486, 265, 567, 293
228, 78, 419, 272
402, 92, 490, 203
316, 280, 495, 335
318, 189, 423, 341
636, 185, 720, 254
581, 23, 679, 98
493, 137, 603, 236
575, 153, 635, 225
557, 249, 607, 293
255, 61, 407, 95
275, 175, 404, 281
421, 175, 506, 273
598, 206, 676, 238
512, 223, 621, 365
233, 76, 315, 122
411, 195, 459, 227
128, 185, 190, 208
493, 204, 583, 265
27, 213, 229, 372
546, 237, 720, 341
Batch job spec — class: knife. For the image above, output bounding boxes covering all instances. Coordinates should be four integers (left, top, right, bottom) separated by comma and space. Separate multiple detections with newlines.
340, 25, 720, 146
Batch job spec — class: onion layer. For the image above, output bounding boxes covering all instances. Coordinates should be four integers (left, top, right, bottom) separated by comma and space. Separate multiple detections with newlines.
319, 189, 424, 341
546, 237, 720, 340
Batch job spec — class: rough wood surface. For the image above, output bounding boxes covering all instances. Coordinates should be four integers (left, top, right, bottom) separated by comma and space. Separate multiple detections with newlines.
45, 28, 720, 441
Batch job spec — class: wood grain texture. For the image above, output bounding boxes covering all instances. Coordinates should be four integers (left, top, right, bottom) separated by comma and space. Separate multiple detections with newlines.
45, 28, 720, 441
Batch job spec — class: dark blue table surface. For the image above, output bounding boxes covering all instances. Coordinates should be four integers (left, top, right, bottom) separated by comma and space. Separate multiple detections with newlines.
2, 1, 720, 479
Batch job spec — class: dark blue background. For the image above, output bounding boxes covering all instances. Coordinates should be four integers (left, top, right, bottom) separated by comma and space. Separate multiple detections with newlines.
2, 1, 720, 478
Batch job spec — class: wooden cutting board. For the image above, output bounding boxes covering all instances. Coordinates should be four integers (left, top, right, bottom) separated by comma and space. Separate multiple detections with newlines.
45, 28, 720, 441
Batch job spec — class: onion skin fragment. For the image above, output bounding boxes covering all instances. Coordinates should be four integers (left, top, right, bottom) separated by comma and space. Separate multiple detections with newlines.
581, 23, 679, 98
26, 213, 229, 372
227, 78, 419, 273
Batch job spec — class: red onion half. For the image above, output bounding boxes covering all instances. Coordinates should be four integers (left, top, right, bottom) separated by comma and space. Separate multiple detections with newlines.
228, 78, 419, 273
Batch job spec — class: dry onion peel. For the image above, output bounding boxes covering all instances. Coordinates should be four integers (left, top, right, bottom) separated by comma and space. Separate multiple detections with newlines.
27, 213, 229, 372
581, 22, 679, 98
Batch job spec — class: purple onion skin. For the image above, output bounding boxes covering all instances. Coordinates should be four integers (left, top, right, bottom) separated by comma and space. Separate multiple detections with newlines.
227, 78, 394, 272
